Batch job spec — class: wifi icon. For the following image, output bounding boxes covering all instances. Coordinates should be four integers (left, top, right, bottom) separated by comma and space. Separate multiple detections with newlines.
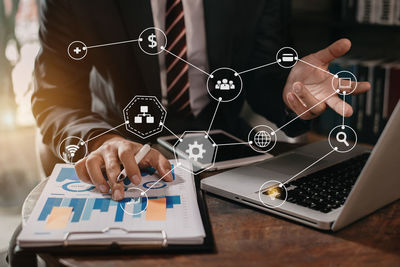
65, 144, 80, 158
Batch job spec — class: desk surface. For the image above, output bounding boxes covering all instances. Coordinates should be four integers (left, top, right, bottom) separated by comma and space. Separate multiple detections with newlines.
22, 140, 400, 266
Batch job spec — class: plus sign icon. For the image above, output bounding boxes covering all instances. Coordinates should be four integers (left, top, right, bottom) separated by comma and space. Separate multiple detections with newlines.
67, 41, 88, 60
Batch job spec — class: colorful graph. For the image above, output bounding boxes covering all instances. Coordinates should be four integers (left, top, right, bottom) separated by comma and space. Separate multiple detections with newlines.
38, 196, 181, 229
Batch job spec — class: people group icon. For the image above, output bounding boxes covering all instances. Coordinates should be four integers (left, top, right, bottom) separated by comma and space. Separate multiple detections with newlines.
215, 79, 235, 90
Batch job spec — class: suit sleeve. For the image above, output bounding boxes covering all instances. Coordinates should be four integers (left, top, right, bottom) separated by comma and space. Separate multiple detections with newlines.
32, 0, 119, 156
244, 0, 310, 137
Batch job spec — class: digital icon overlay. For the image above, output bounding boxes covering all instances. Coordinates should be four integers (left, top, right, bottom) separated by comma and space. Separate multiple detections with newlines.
174, 131, 217, 175
64, 29, 363, 210
123, 96, 167, 139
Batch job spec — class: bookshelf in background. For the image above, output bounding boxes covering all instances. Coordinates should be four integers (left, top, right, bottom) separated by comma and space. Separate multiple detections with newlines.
291, 0, 400, 144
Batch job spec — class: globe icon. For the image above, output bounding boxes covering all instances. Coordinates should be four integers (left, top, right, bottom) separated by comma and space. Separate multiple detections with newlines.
254, 131, 271, 148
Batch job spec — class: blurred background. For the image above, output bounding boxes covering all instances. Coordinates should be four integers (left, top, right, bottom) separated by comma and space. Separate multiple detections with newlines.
0, 0, 399, 264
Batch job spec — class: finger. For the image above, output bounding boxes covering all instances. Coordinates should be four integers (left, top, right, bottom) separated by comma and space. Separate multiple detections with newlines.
314, 38, 351, 64
139, 148, 173, 182
85, 154, 109, 193
351, 81, 371, 95
292, 82, 326, 118
74, 158, 91, 184
326, 94, 353, 117
103, 150, 125, 196
118, 143, 142, 185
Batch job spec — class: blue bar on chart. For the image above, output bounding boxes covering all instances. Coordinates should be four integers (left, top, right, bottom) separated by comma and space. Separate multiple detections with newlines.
56, 168, 80, 182
69, 198, 86, 222
38, 198, 63, 221
82, 198, 95, 221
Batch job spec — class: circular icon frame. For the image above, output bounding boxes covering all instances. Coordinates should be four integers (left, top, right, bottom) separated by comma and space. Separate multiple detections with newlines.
258, 180, 288, 208
276, 47, 298, 68
248, 125, 277, 153
207, 67, 243, 103
57, 136, 88, 164
138, 27, 167, 55
328, 125, 358, 153
120, 187, 148, 216
67, 41, 88, 60
332, 70, 358, 96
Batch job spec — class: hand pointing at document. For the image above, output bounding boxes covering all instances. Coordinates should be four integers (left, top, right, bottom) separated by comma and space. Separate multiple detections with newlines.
283, 39, 371, 120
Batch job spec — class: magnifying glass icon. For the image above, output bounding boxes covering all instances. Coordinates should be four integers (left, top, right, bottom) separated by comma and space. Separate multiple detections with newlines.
336, 131, 349, 147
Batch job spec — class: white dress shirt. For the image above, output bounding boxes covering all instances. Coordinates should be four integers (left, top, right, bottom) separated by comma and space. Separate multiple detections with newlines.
150, 0, 210, 116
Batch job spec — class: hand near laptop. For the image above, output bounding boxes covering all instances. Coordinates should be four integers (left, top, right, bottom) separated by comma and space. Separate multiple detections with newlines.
283, 38, 371, 119
75, 134, 173, 201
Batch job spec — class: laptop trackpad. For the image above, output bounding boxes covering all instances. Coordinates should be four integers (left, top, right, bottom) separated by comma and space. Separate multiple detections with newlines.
257, 153, 320, 175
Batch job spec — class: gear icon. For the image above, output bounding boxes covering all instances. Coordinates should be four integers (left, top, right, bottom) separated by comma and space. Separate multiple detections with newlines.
185, 141, 206, 162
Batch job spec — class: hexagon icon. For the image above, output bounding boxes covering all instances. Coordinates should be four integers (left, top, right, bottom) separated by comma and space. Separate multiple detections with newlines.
173, 131, 218, 175
123, 95, 166, 139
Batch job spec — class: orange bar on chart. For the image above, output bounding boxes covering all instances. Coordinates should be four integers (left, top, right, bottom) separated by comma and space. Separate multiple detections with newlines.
146, 198, 167, 221
45, 206, 73, 230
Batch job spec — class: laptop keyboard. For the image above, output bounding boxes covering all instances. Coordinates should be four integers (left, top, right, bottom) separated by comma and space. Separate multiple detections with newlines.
282, 153, 370, 213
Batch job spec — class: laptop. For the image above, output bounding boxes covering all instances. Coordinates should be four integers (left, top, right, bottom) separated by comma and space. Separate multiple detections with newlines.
201, 101, 400, 231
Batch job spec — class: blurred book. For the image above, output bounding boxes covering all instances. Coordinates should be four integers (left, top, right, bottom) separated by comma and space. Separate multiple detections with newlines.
346, 0, 400, 25
313, 57, 400, 144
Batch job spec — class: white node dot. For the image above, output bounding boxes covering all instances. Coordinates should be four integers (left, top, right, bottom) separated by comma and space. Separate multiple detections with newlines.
210, 75, 214, 79
179, 139, 183, 142
140, 192, 145, 196
234, 73, 238, 76
160, 46, 165, 50
212, 143, 217, 147
159, 121, 163, 126
204, 135, 208, 139
270, 132, 275, 136
334, 147, 338, 151
336, 89, 340, 93
125, 120, 129, 124
139, 38, 143, 41
294, 57, 298, 60
341, 126, 345, 130
218, 97, 222, 101
249, 141, 253, 145
80, 141, 85, 146
82, 47, 87, 51
277, 59, 282, 62
334, 74, 339, 78
343, 91, 346, 95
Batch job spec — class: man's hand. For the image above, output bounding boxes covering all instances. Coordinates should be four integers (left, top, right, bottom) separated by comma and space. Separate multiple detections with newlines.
283, 39, 371, 119
74, 134, 173, 201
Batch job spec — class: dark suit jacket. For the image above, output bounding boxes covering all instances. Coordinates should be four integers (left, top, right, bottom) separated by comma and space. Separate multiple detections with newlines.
32, 0, 309, 159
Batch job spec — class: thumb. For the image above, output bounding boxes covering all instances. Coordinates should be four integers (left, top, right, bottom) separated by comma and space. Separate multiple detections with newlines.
313, 38, 351, 64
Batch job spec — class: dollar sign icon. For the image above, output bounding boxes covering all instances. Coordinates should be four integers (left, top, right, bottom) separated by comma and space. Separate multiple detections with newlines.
148, 33, 157, 49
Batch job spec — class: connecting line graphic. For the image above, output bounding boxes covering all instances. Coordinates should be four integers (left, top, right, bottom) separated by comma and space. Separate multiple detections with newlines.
217, 141, 253, 147
342, 92, 346, 128
297, 59, 336, 77
85, 38, 141, 49
162, 47, 212, 77
206, 98, 222, 135
159, 122, 182, 142
84, 121, 129, 144
236, 61, 278, 75
281, 148, 337, 186
272, 90, 339, 135
140, 163, 180, 195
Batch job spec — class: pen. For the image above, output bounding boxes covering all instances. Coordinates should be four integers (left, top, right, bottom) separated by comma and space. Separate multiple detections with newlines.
116, 143, 151, 182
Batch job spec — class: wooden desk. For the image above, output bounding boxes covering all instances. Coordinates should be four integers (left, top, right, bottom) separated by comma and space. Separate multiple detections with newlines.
22, 141, 400, 266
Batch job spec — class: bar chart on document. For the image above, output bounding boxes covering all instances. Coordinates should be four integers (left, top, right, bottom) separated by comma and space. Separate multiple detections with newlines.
18, 161, 205, 247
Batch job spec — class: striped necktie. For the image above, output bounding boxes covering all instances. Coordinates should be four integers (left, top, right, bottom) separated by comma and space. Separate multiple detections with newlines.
165, 0, 192, 116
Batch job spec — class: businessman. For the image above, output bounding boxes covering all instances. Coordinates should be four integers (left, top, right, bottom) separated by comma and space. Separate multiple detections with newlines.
32, 0, 370, 201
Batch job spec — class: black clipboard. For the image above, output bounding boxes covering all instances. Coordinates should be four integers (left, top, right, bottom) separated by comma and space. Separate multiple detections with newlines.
13, 175, 215, 257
